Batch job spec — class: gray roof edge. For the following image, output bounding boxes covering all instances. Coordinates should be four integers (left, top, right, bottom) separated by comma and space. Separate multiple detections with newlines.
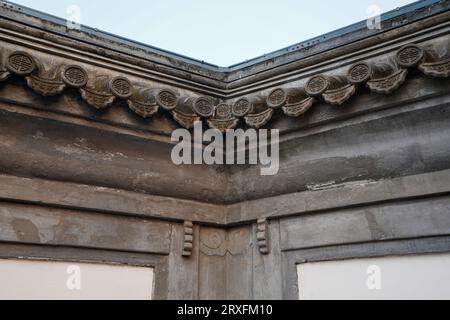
0, 0, 223, 71
0, 0, 448, 72
227, 0, 448, 70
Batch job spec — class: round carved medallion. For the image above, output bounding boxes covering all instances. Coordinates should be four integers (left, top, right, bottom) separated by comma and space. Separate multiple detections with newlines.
193, 97, 214, 118
396, 45, 424, 68
267, 88, 287, 108
109, 77, 133, 98
61, 65, 88, 88
305, 75, 329, 96
6, 51, 36, 76
215, 103, 232, 119
348, 62, 372, 84
232, 98, 252, 118
156, 89, 178, 110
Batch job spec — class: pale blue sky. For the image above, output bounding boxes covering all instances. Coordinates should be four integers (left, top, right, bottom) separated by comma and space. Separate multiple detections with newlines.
15, 0, 416, 66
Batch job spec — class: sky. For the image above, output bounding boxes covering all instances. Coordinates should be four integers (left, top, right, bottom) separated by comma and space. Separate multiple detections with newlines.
14, 0, 416, 66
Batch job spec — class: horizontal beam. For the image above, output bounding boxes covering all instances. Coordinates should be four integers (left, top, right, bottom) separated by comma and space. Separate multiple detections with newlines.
1, 169, 450, 226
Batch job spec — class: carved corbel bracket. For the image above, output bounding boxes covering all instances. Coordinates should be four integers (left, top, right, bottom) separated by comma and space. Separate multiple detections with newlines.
347, 62, 372, 85
0, 41, 448, 130
366, 61, 408, 95
156, 88, 179, 111
5, 51, 36, 76
80, 75, 116, 109
24, 58, 66, 97
322, 84, 356, 105
182, 221, 194, 257
192, 96, 215, 118
61, 65, 88, 88
207, 103, 239, 132
282, 96, 315, 117
245, 109, 274, 129
305, 75, 330, 97
109, 76, 133, 99
26, 74, 66, 97
419, 57, 450, 78
128, 87, 159, 118
232, 97, 255, 118
418, 46, 450, 78
242, 94, 275, 128
256, 218, 270, 255
266, 87, 316, 116
322, 77, 355, 106
396, 44, 425, 69
172, 97, 201, 129
267, 88, 304, 109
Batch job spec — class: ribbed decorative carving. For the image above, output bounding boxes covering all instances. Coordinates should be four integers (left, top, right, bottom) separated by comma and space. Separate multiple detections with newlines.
182, 221, 194, 258
0, 42, 447, 129
256, 218, 269, 255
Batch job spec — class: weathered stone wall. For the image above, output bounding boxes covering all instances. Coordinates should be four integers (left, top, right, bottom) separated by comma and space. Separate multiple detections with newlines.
0, 0, 449, 300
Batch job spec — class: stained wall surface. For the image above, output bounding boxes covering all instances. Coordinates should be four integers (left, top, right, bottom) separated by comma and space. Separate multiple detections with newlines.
0, 0, 449, 300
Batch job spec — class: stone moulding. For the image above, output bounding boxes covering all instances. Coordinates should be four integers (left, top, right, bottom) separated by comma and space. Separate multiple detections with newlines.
0, 44, 448, 130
